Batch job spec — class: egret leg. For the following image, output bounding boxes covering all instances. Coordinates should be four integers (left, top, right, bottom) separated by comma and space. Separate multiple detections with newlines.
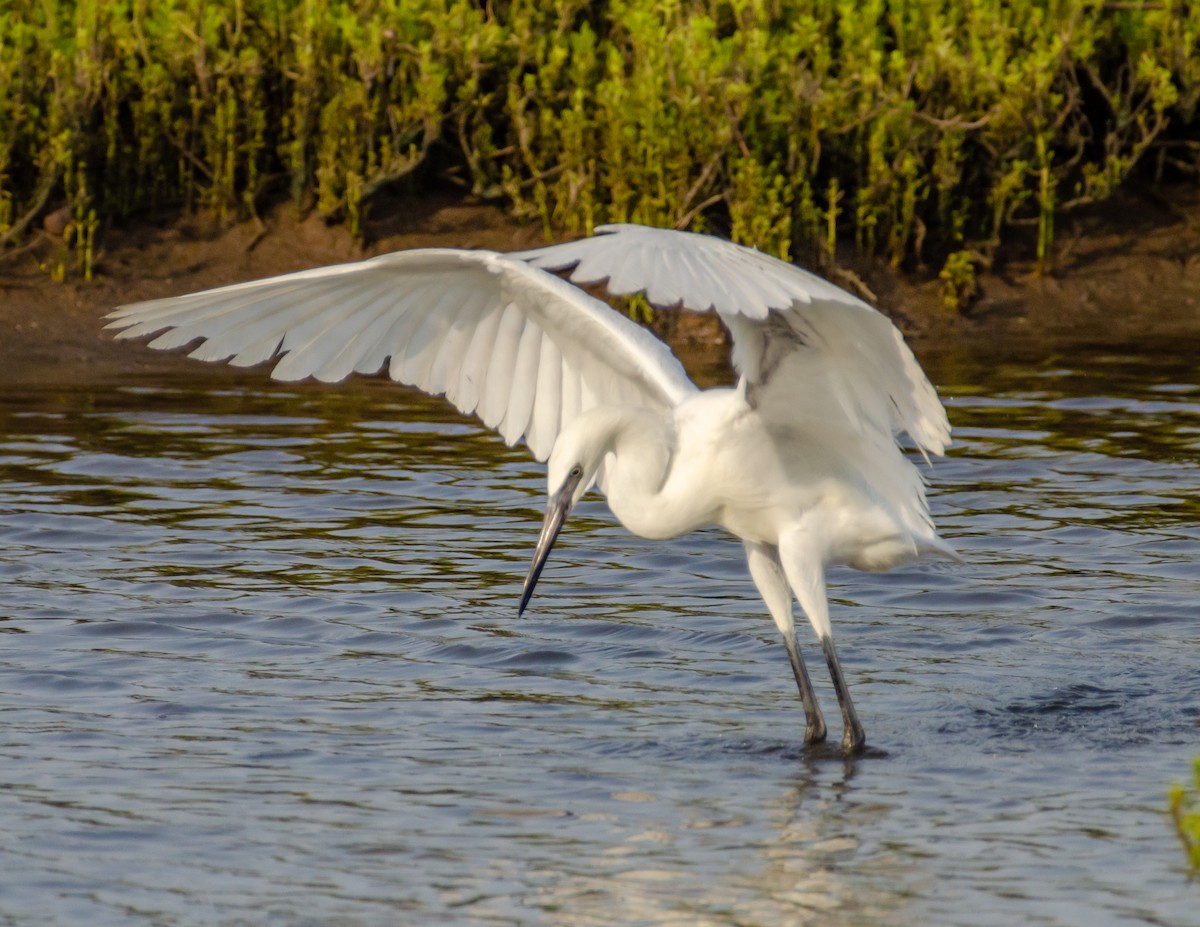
820, 634, 865, 754
777, 529, 866, 755
743, 540, 827, 745
783, 631, 827, 744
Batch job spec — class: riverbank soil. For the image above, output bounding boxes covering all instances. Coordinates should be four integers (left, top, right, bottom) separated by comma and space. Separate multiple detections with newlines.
2, 186, 1199, 387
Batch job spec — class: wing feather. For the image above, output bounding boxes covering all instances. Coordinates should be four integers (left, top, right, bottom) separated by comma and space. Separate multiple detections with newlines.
526, 336, 562, 460
451, 296, 506, 416
560, 356, 582, 431
281, 279, 399, 380
499, 322, 543, 445
425, 287, 489, 396
514, 224, 949, 457
189, 280, 360, 366
395, 284, 465, 387
107, 249, 697, 461
112, 279, 317, 340
478, 302, 524, 429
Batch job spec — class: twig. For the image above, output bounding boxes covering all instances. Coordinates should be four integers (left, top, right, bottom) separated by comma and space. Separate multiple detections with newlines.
911, 111, 992, 132
0, 168, 60, 252
0, 229, 52, 266
676, 193, 724, 230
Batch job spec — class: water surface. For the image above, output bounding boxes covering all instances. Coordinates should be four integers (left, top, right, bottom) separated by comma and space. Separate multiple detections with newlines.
1, 329, 1197, 926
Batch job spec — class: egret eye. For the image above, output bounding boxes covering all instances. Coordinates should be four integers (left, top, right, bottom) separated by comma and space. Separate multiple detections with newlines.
570, 464, 582, 478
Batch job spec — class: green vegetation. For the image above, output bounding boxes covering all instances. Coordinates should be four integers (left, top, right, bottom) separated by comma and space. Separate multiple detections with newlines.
1171, 757, 1200, 872
2, 0, 1198, 293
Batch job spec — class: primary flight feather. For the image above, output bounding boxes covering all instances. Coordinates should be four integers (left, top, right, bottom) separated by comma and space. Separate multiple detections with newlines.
108, 224, 955, 753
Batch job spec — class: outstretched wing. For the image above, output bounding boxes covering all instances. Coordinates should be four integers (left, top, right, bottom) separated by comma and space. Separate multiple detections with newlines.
513, 224, 950, 457
106, 249, 698, 461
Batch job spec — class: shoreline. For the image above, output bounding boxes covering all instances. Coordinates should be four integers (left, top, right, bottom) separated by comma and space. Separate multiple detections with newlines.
3, 188, 1199, 388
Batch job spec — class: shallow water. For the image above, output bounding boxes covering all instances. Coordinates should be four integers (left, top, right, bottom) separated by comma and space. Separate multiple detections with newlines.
1, 329, 1197, 927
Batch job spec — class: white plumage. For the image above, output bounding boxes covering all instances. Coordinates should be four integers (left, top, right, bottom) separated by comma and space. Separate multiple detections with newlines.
107, 223, 956, 753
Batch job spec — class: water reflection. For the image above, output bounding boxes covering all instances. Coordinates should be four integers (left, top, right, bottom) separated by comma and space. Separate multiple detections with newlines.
1, 330, 1198, 926
501, 770, 904, 927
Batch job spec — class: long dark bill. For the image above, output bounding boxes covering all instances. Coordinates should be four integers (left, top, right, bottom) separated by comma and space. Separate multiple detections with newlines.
518, 471, 582, 616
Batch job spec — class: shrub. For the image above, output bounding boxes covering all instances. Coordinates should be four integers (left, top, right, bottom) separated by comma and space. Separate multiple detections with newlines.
2, 0, 1198, 288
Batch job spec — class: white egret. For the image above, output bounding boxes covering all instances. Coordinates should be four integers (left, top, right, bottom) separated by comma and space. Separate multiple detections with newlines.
106, 223, 955, 753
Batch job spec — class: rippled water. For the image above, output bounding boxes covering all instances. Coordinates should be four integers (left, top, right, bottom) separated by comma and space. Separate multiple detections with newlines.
1, 328, 1197, 926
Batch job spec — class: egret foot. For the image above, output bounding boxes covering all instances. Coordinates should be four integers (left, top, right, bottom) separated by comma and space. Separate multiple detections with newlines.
840, 715, 866, 755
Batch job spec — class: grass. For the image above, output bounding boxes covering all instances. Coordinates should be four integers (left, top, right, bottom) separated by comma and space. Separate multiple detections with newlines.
1170, 757, 1200, 873
2, 0, 1198, 297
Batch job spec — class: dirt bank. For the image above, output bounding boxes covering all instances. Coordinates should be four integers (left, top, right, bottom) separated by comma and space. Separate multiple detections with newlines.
2, 187, 1199, 388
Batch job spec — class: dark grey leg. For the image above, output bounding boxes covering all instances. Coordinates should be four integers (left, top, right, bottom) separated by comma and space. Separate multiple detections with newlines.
783, 631, 827, 744
820, 634, 865, 754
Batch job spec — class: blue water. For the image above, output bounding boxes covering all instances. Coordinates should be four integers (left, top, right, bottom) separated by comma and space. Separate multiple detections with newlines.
1, 329, 1197, 926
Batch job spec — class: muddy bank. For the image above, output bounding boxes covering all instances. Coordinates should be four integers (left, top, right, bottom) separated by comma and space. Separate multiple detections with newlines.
2, 187, 1199, 388
0, 193, 544, 386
